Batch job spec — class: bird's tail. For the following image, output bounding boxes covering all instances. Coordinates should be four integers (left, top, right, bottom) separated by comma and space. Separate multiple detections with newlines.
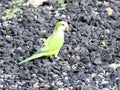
18, 53, 44, 64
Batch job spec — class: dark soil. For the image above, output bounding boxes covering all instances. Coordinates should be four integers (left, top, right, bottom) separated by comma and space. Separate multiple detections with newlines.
0, 0, 120, 90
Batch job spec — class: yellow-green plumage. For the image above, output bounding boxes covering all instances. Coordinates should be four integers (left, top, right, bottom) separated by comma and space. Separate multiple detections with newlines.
19, 21, 69, 64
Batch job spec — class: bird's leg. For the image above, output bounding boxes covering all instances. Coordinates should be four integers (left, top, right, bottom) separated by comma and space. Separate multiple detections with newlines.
54, 50, 60, 60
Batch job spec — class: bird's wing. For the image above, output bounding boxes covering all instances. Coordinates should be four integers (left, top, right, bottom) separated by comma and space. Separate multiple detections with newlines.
42, 33, 64, 51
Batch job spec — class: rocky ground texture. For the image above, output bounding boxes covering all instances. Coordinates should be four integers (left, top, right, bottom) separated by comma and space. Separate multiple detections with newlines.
0, 0, 120, 90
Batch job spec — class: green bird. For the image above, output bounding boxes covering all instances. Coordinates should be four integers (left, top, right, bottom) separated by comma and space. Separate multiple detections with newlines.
19, 21, 69, 64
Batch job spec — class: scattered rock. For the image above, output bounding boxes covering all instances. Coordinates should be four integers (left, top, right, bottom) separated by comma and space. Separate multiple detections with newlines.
0, 0, 119, 90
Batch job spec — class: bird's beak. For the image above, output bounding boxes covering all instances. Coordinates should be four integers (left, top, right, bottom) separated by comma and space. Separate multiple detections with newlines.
65, 25, 69, 31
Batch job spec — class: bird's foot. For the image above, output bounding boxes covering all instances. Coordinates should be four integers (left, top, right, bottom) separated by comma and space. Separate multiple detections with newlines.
55, 57, 60, 60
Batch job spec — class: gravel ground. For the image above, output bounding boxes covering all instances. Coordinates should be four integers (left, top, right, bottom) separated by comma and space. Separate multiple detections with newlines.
0, 0, 120, 90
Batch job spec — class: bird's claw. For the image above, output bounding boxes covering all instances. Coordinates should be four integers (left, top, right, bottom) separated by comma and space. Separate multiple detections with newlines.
55, 57, 60, 60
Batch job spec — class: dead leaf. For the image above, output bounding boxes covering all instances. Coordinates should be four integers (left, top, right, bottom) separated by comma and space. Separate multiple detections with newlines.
106, 7, 114, 16
104, 1, 109, 6
33, 81, 39, 89
26, 0, 48, 7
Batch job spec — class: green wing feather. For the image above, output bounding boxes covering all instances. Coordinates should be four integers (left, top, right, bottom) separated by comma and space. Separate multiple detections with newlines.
42, 33, 64, 51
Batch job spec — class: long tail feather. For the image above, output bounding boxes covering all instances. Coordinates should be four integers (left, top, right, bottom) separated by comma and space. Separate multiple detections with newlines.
18, 53, 44, 64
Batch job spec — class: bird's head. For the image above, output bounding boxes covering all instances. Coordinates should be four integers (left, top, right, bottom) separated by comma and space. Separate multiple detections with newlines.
53, 21, 69, 33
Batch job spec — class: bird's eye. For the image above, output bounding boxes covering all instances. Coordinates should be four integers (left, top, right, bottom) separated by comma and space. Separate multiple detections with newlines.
62, 24, 65, 26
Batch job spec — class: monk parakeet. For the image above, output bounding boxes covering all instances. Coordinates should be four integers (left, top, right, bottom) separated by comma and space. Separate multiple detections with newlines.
19, 21, 69, 64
